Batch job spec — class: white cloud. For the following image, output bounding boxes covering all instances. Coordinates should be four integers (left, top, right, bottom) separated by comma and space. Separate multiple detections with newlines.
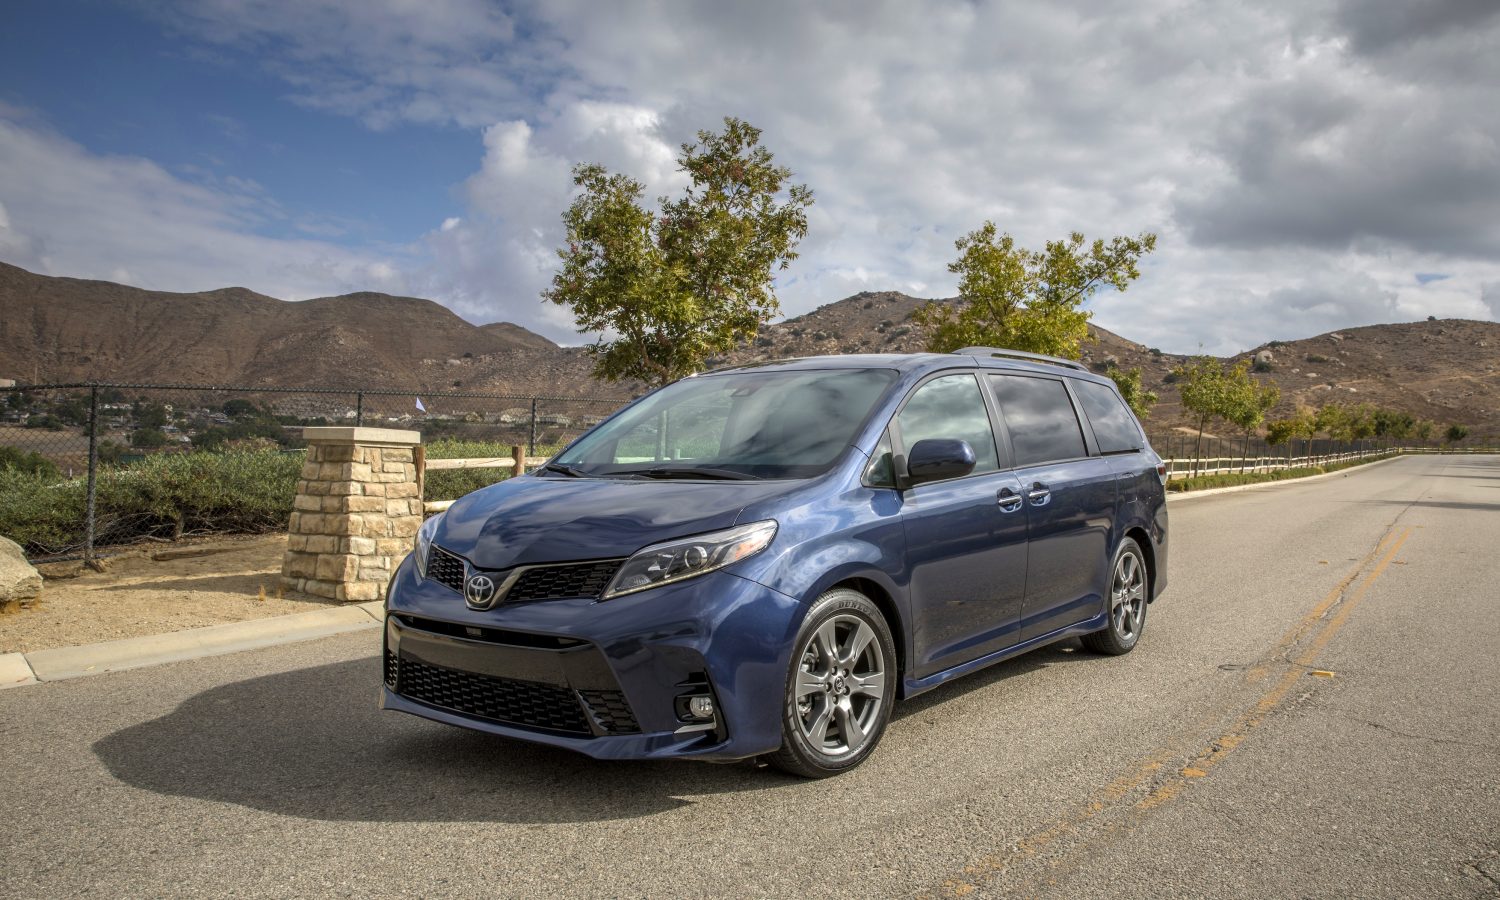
0, 115, 406, 299
13, 0, 1500, 352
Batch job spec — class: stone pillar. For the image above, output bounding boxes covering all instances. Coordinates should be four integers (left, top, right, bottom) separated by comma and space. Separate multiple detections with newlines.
282, 427, 422, 602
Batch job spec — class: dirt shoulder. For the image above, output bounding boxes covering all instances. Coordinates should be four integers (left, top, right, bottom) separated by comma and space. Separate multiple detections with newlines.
0, 534, 367, 654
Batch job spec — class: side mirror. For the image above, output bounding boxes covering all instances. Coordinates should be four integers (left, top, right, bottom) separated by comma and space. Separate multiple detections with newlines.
904, 438, 976, 486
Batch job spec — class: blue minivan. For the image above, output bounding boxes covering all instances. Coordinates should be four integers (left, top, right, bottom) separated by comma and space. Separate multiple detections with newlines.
382, 348, 1169, 777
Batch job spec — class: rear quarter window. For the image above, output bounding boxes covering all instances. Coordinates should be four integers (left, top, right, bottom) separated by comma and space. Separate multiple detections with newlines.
1072, 379, 1144, 453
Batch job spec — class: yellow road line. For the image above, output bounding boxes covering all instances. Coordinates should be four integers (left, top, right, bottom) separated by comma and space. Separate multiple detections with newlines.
925, 525, 1413, 898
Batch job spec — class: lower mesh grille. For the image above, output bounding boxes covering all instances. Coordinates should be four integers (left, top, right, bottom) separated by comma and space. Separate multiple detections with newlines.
392, 656, 592, 735
577, 689, 642, 734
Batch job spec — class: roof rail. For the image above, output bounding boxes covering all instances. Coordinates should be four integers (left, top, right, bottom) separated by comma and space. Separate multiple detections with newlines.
954, 347, 1088, 372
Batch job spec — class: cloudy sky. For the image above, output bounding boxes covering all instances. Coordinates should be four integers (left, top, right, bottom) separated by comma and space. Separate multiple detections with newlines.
1, 0, 1497, 353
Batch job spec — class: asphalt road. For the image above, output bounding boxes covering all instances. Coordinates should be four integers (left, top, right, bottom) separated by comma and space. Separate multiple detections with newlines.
3, 454, 1498, 898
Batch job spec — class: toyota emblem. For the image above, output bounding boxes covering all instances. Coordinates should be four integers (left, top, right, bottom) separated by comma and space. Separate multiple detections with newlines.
464, 573, 498, 609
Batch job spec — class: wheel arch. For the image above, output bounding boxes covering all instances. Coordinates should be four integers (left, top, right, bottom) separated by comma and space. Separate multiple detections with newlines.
826, 574, 908, 697
1123, 525, 1157, 602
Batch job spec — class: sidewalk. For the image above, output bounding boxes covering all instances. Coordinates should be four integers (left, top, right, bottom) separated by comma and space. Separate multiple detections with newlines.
1, 600, 383, 689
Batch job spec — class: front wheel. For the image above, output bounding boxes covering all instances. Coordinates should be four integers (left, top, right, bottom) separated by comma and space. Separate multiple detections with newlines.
766, 588, 896, 778
1081, 538, 1149, 656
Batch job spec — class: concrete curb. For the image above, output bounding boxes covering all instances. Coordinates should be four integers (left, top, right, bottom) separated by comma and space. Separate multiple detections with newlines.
3, 601, 384, 688
0, 651, 37, 689
1166, 453, 1403, 502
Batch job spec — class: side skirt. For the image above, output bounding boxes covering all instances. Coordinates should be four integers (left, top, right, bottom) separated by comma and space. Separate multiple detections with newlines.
901, 610, 1111, 699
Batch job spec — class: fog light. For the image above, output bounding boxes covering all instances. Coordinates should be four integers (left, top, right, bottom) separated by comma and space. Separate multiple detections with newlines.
687, 695, 715, 719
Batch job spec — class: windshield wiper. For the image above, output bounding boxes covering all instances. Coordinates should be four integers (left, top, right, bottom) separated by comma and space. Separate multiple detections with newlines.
539, 462, 590, 478
611, 466, 760, 481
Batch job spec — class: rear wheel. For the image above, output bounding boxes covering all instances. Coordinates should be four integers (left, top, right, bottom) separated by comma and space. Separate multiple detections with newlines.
1081, 538, 1148, 656
766, 588, 896, 778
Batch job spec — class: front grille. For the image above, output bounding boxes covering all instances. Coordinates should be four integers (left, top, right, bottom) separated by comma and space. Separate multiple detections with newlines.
508, 560, 622, 603
392, 656, 592, 735
424, 546, 623, 605
578, 689, 641, 734
426, 547, 467, 594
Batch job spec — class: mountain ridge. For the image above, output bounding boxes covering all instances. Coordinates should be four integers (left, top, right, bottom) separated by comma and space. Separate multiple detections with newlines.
1, 261, 1495, 436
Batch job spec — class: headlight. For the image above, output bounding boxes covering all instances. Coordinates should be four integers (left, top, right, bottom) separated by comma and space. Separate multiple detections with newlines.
414, 512, 443, 579
603, 520, 778, 599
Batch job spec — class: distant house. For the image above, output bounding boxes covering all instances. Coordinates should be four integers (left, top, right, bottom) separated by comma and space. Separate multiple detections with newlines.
0, 378, 16, 388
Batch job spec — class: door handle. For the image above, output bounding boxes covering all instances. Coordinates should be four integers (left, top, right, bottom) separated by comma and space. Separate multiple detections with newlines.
996, 487, 1023, 513
1027, 482, 1052, 506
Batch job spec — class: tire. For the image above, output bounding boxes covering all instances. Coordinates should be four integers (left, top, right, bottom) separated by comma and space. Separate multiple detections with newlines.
1081, 538, 1149, 656
766, 588, 897, 778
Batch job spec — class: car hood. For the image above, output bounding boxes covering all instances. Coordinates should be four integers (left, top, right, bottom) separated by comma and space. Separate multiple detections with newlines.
433, 475, 800, 570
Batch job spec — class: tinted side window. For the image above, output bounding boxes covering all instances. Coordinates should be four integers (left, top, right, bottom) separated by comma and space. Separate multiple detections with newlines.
1073, 379, 1144, 453
896, 374, 999, 474
988, 374, 1087, 467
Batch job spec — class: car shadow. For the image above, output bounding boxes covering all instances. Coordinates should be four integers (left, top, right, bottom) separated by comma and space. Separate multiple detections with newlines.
93, 638, 1093, 824
92, 656, 777, 824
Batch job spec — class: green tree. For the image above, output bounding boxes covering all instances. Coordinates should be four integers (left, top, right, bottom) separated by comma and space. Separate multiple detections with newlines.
96, 440, 127, 466
131, 427, 167, 449
1266, 407, 1317, 446
1446, 423, 1469, 444
914, 225, 1156, 358
1371, 407, 1415, 440
223, 398, 259, 419
1222, 373, 1279, 472
1174, 356, 1250, 475
134, 402, 168, 429
545, 117, 813, 386
1412, 419, 1437, 442
1105, 366, 1158, 419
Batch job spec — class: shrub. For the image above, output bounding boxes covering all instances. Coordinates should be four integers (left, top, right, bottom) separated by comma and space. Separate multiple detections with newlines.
0, 445, 60, 478
0, 449, 302, 556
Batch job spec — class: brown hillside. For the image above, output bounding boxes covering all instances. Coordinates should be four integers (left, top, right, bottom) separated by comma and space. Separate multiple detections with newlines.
1, 263, 1494, 436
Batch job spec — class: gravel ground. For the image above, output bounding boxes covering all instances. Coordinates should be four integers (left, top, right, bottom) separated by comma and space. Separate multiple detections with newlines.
0, 534, 349, 653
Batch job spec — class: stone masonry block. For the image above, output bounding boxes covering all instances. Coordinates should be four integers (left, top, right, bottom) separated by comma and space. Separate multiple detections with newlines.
316, 554, 361, 582
339, 581, 381, 602
376, 538, 410, 558
305, 535, 338, 554
385, 481, 419, 499
342, 536, 377, 555
303, 579, 340, 600
357, 565, 390, 582
283, 552, 318, 579
293, 494, 322, 512
321, 444, 358, 463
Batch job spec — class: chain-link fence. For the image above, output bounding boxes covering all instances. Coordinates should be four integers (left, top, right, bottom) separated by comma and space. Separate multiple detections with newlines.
0, 382, 629, 562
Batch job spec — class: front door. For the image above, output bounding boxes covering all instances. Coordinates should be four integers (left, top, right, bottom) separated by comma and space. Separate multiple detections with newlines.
895, 373, 1029, 677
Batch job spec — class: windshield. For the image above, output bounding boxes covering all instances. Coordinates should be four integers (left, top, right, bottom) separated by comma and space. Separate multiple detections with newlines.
554, 368, 898, 479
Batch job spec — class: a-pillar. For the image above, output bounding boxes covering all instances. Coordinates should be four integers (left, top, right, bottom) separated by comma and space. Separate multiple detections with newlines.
281, 426, 422, 602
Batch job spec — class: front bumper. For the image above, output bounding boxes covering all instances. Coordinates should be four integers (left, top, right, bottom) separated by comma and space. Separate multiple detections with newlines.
380, 555, 803, 761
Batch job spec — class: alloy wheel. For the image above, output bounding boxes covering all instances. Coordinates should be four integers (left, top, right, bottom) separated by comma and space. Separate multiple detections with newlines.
793, 614, 887, 758
1111, 551, 1147, 641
